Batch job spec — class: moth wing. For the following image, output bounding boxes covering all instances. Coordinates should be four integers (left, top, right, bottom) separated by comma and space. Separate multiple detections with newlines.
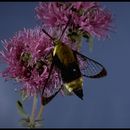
41, 63, 63, 105
73, 50, 107, 78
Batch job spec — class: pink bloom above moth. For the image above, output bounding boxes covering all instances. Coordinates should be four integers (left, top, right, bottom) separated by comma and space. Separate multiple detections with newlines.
35, 2, 113, 39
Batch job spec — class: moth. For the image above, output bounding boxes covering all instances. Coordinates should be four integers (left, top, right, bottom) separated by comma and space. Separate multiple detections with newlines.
41, 17, 107, 105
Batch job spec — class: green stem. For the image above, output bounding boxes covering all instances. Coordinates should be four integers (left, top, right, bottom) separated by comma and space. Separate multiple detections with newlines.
29, 94, 37, 128
36, 104, 44, 120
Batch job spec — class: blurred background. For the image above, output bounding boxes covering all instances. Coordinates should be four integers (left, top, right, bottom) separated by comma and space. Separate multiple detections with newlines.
0, 2, 130, 128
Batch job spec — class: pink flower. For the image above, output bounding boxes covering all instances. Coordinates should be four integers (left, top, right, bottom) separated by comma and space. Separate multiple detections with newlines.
0, 27, 62, 97
35, 2, 112, 39
36, 2, 71, 28
79, 6, 113, 39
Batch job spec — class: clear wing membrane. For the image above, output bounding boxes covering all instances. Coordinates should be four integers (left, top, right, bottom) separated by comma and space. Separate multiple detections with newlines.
41, 64, 63, 105
41, 86, 62, 106
74, 51, 107, 78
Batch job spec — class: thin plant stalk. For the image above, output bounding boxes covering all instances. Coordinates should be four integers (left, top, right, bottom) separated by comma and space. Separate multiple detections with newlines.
29, 94, 38, 128
36, 104, 44, 120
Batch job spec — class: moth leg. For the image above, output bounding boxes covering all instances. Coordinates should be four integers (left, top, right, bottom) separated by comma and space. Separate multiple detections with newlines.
41, 60, 54, 105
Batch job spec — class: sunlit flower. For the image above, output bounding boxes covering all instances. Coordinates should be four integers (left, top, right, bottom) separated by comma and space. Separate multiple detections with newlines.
35, 2, 112, 39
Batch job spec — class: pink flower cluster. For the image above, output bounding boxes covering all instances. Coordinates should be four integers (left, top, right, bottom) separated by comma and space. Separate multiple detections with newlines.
36, 2, 112, 39
0, 27, 61, 97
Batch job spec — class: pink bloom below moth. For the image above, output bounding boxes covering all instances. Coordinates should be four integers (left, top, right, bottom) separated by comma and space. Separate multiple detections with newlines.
35, 2, 113, 39
0, 27, 62, 97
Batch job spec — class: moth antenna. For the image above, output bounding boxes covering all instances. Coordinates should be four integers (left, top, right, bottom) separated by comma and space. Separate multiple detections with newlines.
59, 15, 71, 40
42, 29, 54, 41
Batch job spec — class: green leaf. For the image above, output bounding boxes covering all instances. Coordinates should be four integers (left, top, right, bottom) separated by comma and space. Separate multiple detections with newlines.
18, 117, 30, 128
18, 118, 44, 128
16, 100, 28, 119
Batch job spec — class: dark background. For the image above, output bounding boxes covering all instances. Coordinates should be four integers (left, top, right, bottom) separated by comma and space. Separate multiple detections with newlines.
0, 2, 130, 128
